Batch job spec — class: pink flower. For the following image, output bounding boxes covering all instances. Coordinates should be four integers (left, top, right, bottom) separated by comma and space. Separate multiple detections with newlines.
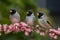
57, 30, 60, 35
20, 26, 26, 32
58, 28, 60, 31
49, 29, 57, 34
40, 32, 45, 36
49, 33, 55, 38
35, 26, 41, 34
49, 30, 58, 39
25, 28, 32, 32
25, 31, 29, 36
5, 25, 12, 34
3, 24, 8, 32
3, 24, 12, 34
36, 29, 40, 33
12, 26, 20, 32
13, 23, 20, 27
8, 24, 13, 30
53, 35, 57, 39
20, 22, 28, 27
57, 28, 60, 35
5, 29, 12, 34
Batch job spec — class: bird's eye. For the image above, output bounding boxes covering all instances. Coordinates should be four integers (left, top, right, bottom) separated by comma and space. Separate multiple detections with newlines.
37, 13, 39, 16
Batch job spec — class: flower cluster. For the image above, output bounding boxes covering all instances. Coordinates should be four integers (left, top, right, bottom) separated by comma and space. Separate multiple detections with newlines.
35, 25, 45, 36
0, 22, 60, 39
0, 22, 33, 36
49, 28, 60, 39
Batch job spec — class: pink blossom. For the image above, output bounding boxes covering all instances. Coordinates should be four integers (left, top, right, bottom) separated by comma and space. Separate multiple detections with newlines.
0, 21, 59, 39
58, 28, 60, 31
57, 30, 60, 35
13, 23, 20, 27
36, 29, 40, 33
20, 22, 28, 27
5, 29, 12, 34
49, 29, 57, 34
35, 26, 42, 34
20, 26, 26, 32
25, 28, 32, 32
8, 24, 13, 30
5, 25, 12, 34
49, 33, 55, 38
3, 24, 12, 34
25, 31, 29, 36
57, 28, 60, 35
12, 26, 20, 32
40, 32, 45, 36
53, 35, 57, 39
49, 30, 58, 39
3, 24, 8, 32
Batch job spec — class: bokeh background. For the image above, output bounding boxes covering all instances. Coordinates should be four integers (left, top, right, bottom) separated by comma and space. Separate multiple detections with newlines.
0, 0, 60, 40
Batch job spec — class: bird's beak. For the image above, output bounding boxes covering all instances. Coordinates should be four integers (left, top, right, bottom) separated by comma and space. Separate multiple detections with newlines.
37, 13, 39, 16
26, 12, 29, 14
10, 10, 12, 13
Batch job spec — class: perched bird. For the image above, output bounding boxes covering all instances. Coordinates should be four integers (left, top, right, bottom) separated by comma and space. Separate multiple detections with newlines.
9, 9, 20, 24
37, 12, 52, 28
26, 10, 35, 26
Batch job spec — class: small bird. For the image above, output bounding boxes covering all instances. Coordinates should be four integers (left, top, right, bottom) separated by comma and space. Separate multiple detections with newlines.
9, 9, 20, 24
26, 10, 35, 26
37, 12, 52, 28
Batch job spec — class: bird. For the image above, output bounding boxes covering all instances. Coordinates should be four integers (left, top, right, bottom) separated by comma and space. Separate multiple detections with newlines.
9, 9, 20, 24
37, 12, 53, 29
26, 10, 35, 26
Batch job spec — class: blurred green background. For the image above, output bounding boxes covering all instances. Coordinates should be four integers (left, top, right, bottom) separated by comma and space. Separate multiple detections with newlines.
0, 0, 55, 40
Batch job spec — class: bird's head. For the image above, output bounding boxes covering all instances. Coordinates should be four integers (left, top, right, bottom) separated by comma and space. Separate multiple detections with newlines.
10, 9, 16, 15
26, 10, 33, 16
37, 12, 44, 18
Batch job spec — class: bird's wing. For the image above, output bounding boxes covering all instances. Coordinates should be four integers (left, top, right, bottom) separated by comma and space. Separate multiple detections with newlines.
44, 15, 53, 27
